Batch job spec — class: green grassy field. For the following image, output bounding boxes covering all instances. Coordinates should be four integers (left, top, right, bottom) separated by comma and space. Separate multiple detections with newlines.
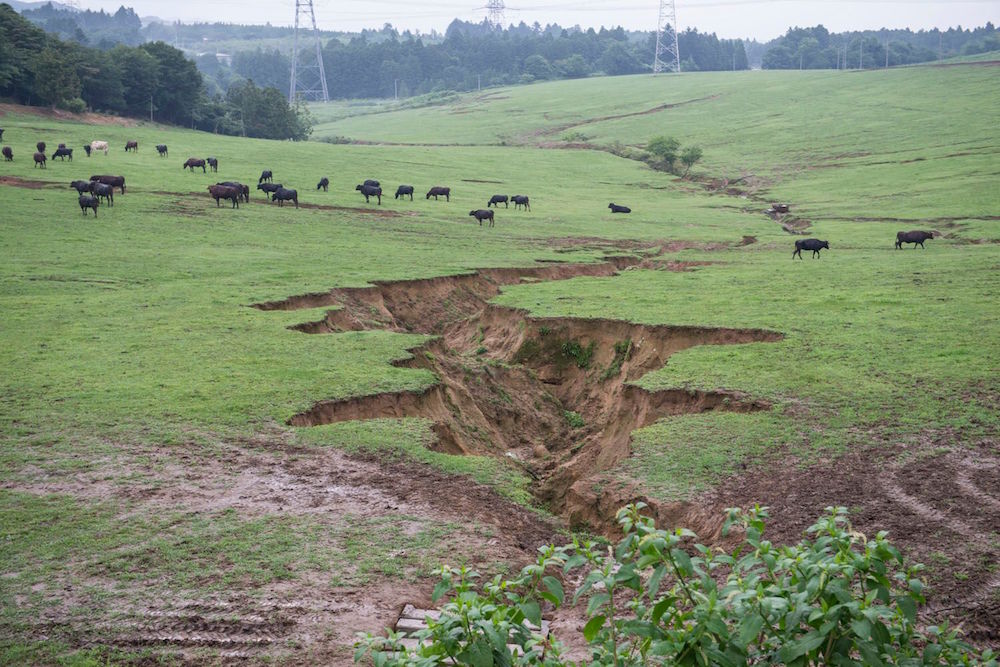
1, 61, 998, 662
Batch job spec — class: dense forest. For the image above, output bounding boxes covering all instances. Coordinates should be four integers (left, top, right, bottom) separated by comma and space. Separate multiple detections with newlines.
0, 3, 311, 139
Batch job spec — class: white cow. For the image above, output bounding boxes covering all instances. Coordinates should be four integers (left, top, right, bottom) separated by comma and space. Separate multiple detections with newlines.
90, 140, 109, 155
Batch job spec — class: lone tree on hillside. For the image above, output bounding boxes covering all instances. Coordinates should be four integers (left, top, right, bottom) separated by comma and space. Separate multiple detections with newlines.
681, 145, 703, 177
646, 135, 681, 171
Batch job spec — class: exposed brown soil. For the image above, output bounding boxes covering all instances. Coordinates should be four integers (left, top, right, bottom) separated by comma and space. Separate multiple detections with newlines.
532, 95, 721, 139
698, 440, 1000, 649
0, 175, 53, 189
255, 250, 781, 533
0, 102, 140, 126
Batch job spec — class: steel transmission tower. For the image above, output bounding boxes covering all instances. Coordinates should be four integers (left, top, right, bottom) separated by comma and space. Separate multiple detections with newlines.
289, 0, 329, 103
653, 0, 681, 73
486, 0, 505, 29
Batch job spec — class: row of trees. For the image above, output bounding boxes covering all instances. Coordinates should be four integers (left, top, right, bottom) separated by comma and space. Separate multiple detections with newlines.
0, 4, 311, 139
761, 23, 999, 69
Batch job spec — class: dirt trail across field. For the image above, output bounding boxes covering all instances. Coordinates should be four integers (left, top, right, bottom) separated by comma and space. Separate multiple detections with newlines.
254, 241, 782, 533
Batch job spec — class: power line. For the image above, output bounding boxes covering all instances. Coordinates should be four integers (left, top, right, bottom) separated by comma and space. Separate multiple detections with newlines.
653, 0, 681, 73
486, 0, 506, 27
289, 0, 329, 103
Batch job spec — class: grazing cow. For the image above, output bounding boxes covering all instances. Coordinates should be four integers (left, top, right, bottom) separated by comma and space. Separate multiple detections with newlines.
183, 158, 206, 173
90, 175, 126, 194
470, 209, 495, 227
317, 177, 330, 191
78, 194, 99, 217
356, 183, 382, 205
33, 152, 46, 168
156, 144, 168, 157
51, 147, 73, 161
793, 238, 830, 259
89, 181, 114, 207
512, 195, 530, 211
608, 203, 630, 213
83, 144, 91, 157
272, 188, 298, 208
125, 141, 138, 152
0, 128, 4, 141
218, 182, 249, 203
208, 184, 240, 209
363, 179, 380, 188
207, 157, 218, 172
257, 182, 282, 200
259, 170, 273, 184
70, 180, 91, 194
90, 140, 109, 155
36, 141, 46, 153
488, 194, 509, 208
426, 186, 450, 201
895, 230, 935, 249
395, 185, 414, 200
2, 146, 12, 161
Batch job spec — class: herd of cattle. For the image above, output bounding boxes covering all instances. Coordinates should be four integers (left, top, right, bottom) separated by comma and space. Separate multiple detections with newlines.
0, 130, 939, 250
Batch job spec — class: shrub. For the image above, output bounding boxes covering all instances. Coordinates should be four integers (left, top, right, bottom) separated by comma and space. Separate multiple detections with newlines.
563, 410, 585, 429
356, 505, 996, 666
58, 97, 87, 114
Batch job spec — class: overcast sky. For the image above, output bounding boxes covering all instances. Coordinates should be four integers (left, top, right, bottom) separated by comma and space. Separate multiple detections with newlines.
68, 0, 998, 40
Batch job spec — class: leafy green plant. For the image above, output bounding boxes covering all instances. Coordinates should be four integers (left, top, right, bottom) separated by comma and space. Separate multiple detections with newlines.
560, 340, 596, 369
563, 410, 585, 429
356, 505, 996, 666
647, 135, 681, 171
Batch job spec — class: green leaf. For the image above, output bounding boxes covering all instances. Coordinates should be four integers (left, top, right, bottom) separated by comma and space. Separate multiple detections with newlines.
651, 598, 673, 625
738, 613, 764, 646
586, 592, 610, 616
671, 548, 693, 576
858, 641, 885, 667
583, 614, 606, 642
519, 600, 542, 628
777, 631, 826, 662
457, 639, 495, 667
431, 579, 450, 603
543, 576, 564, 605
897, 596, 917, 623
851, 618, 872, 640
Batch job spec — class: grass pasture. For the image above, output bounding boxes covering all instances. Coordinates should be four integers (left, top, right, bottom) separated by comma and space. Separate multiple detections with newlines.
1, 61, 999, 662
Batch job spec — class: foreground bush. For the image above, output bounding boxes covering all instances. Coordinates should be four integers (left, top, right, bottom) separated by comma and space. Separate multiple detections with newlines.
356, 504, 995, 666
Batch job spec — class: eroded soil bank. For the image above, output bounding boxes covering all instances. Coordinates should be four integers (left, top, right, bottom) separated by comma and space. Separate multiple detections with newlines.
254, 244, 782, 532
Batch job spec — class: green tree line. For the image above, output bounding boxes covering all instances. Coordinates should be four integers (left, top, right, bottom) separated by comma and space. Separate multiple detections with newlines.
0, 3, 311, 140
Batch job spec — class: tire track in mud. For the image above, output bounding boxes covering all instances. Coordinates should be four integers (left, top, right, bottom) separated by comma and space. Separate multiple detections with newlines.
253, 242, 783, 531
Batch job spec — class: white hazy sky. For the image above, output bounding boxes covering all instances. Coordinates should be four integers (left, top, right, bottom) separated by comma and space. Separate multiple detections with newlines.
69, 0, 998, 40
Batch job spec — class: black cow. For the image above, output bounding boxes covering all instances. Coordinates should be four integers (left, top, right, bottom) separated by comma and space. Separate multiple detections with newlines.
207, 157, 218, 172
36, 141, 46, 153
257, 182, 282, 200
208, 184, 240, 208
156, 144, 168, 157
0, 128, 4, 141
83, 144, 91, 157
184, 158, 206, 173
895, 230, 934, 249
793, 238, 830, 259
356, 183, 382, 204
33, 152, 46, 168
511, 195, 530, 211
89, 181, 114, 207
317, 177, 330, 191
51, 147, 73, 161
218, 182, 250, 203
363, 179, 380, 188
608, 203, 630, 213
426, 186, 450, 201
90, 175, 126, 194
394, 185, 414, 200
2, 147, 12, 161
470, 209, 495, 227
78, 194, 99, 217
70, 180, 91, 194
125, 140, 138, 152
488, 194, 509, 208
273, 188, 298, 208
259, 170, 273, 184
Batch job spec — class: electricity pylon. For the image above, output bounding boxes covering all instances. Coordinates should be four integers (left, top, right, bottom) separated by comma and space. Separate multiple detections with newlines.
653, 0, 681, 73
289, 0, 329, 102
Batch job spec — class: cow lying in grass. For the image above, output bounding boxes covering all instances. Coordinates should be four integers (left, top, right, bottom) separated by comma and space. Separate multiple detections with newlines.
608, 203, 630, 213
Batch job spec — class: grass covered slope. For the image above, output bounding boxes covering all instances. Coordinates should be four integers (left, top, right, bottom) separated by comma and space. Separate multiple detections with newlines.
1, 61, 998, 661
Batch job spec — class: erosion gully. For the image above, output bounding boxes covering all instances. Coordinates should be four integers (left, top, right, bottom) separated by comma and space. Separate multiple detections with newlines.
253, 243, 783, 533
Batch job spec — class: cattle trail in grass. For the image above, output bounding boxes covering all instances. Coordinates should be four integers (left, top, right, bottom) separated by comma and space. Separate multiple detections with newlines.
254, 245, 782, 533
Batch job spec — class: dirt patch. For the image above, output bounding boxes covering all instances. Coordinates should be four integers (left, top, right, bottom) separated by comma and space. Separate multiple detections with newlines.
461, 178, 505, 184
256, 250, 781, 534
694, 442, 1000, 649
0, 102, 140, 126
0, 175, 55, 189
533, 95, 721, 139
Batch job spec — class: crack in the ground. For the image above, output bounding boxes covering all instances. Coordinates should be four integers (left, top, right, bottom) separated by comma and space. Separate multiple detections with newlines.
254, 244, 783, 530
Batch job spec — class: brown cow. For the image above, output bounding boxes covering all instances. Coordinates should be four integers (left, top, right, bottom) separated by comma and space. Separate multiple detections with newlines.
125, 140, 138, 152
90, 175, 126, 194
208, 184, 240, 208
2, 147, 12, 161
33, 152, 46, 168
184, 158, 206, 173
